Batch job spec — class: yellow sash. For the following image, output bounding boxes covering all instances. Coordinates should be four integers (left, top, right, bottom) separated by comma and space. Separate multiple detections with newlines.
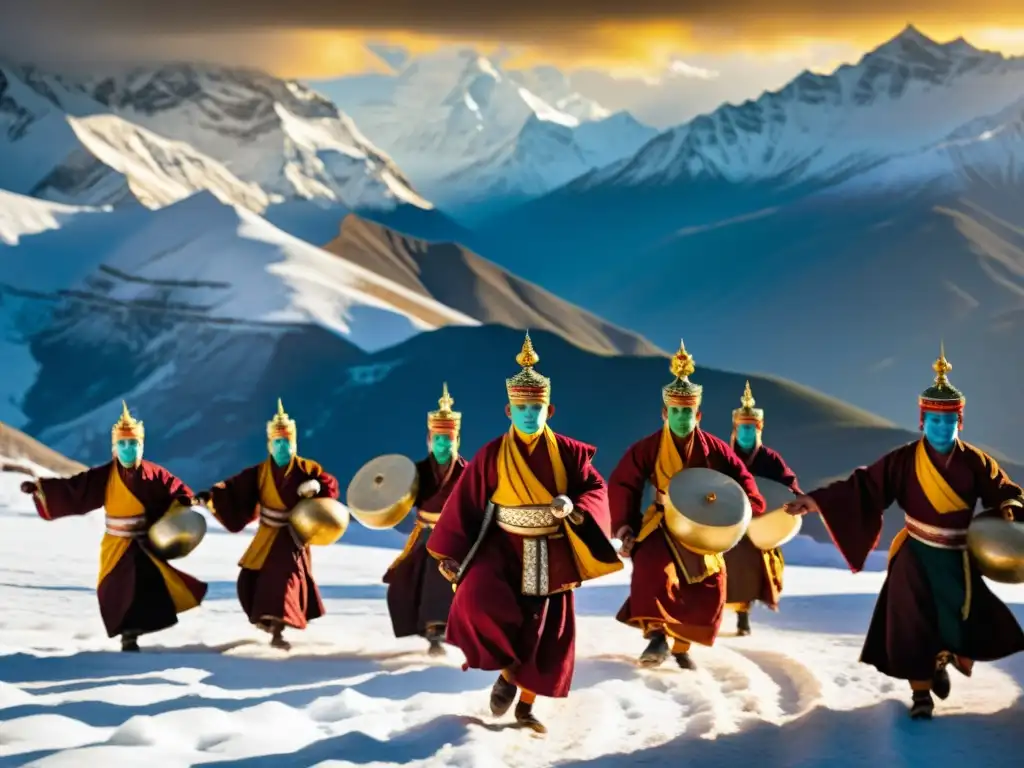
98, 466, 200, 613
238, 458, 290, 570
637, 426, 723, 582
888, 440, 972, 619
491, 425, 619, 581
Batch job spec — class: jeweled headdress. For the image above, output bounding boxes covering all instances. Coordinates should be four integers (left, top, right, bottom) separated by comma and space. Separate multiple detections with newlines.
732, 381, 764, 426
267, 398, 297, 443
111, 401, 145, 446
918, 343, 965, 428
662, 340, 703, 408
506, 332, 551, 404
427, 382, 462, 435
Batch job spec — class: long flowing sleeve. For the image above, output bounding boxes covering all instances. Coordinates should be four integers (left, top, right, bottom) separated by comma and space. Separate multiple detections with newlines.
970, 445, 1024, 520
561, 441, 623, 580
808, 448, 904, 572
208, 465, 261, 533
763, 448, 803, 494
145, 464, 195, 524
34, 465, 110, 520
312, 466, 340, 500
426, 441, 497, 563
608, 438, 654, 534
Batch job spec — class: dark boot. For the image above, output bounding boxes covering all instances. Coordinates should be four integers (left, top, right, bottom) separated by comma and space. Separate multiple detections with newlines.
932, 666, 951, 700
426, 625, 446, 657
673, 651, 697, 670
515, 700, 547, 734
639, 632, 670, 667
120, 631, 140, 652
270, 622, 291, 651
910, 690, 934, 720
737, 611, 751, 636
489, 674, 517, 716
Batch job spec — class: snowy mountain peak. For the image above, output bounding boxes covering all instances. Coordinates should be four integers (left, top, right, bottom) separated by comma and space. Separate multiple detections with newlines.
572, 26, 1024, 191
5, 62, 429, 211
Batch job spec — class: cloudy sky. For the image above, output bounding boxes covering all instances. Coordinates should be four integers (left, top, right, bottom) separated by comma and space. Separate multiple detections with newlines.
2, 2, 1022, 126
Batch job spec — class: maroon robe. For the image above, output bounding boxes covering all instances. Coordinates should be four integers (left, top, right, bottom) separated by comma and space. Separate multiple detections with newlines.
809, 439, 1024, 682
32, 460, 208, 638
209, 456, 339, 630
426, 432, 620, 698
383, 455, 466, 638
725, 442, 803, 609
609, 428, 766, 645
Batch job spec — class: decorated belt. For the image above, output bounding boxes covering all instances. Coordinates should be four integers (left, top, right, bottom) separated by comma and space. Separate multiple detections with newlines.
259, 506, 291, 529
905, 515, 968, 550
493, 504, 564, 596
417, 510, 441, 527
495, 504, 560, 537
105, 514, 148, 538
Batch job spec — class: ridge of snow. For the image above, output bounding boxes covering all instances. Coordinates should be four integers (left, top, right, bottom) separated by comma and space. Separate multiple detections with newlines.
0, 189, 102, 245
573, 26, 1024, 192
7, 63, 429, 212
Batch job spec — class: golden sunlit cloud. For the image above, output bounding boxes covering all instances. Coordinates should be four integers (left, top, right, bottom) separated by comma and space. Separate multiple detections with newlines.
4, 2, 1024, 78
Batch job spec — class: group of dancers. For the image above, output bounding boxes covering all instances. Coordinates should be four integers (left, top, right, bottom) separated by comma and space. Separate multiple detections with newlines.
12, 333, 1024, 730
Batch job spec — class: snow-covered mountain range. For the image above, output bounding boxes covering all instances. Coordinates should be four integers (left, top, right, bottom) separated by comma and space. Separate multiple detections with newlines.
319, 48, 656, 211
466, 26, 1024, 460
570, 26, 1024, 193
1, 63, 429, 213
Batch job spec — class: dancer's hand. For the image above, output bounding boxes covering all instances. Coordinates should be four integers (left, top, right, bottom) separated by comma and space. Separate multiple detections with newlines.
438, 558, 459, 582
784, 496, 820, 516
615, 525, 636, 557
19, 480, 38, 495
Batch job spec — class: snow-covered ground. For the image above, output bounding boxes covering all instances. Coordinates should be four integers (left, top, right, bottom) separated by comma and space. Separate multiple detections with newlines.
0, 464, 1021, 767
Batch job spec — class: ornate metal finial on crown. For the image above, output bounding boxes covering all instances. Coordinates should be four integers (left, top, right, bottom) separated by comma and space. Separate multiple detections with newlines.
740, 380, 756, 409
516, 331, 539, 369
933, 340, 952, 385
670, 339, 695, 379
437, 382, 454, 414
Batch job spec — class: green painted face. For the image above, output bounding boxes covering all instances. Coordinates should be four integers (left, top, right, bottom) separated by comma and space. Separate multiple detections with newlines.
430, 432, 456, 464
115, 438, 142, 468
269, 437, 295, 467
666, 406, 698, 438
509, 401, 548, 435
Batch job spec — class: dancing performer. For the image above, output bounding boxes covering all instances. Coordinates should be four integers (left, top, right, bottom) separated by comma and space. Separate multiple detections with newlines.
609, 342, 765, 669
725, 381, 802, 635
18, 402, 207, 651
427, 332, 622, 733
383, 383, 467, 655
204, 399, 339, 650
785, 347, 1024, 718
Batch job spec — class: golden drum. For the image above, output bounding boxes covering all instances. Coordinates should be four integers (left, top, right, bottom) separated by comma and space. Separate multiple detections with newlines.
664, 468, 752, 555
746, 477, 801, 550
346, 454, 419, 530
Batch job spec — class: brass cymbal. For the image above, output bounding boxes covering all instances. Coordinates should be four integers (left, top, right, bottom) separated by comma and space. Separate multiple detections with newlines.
148, 502, 208, 560
346, 454, 419, 530
968, 514, 1024, 584
290, 497, 351, 547
747, 477, 801, 550
664, 467, 752, 555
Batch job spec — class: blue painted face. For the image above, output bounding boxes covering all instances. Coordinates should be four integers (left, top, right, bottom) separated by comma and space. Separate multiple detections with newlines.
923, 411, 959, 453
509, 401, 548, 435
735, 423, 759, 452
115, 438, 142, 468
666, 406, 698, 438
430, 433, 456, 464
269, 437, 295, 467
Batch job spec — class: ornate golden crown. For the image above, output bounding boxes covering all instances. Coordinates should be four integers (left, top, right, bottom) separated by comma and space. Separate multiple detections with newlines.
111, 401, 145, 445
428, 382, 462, 434
732, 380, 764, 424
662, 339, 702, 407
267, 398, 297, 442
506, 331, 551, 404
919, 342, 964, 411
